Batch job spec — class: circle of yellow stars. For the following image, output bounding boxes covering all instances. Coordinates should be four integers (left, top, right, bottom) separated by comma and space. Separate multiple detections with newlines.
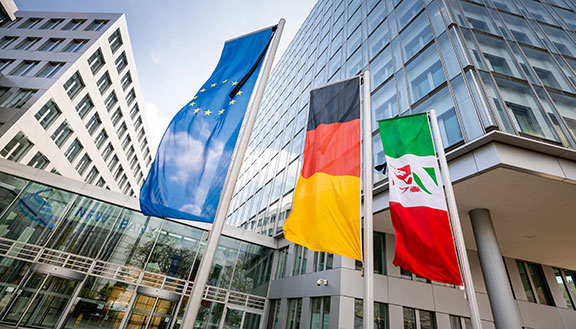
188, 79, 243, 116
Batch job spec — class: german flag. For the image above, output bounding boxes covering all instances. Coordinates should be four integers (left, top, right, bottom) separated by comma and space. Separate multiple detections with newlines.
283, 77, 362, 261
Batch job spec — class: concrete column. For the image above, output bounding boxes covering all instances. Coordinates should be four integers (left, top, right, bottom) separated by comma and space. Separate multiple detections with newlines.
469, 208, 523, 329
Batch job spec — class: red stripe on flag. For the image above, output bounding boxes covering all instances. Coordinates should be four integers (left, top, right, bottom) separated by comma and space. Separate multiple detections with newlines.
390, 202, 462, 285
301, 119, 360, 179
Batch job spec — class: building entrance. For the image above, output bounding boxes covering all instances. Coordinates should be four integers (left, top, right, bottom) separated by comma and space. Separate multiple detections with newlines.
124, 294, 177, 329
220, 306, 261, 329
0, 272, 80, 329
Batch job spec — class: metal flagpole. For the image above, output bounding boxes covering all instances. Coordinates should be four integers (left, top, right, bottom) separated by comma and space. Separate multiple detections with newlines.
180, 18, 285, 327
362, 70, 374, 329
429, 109, 483, 329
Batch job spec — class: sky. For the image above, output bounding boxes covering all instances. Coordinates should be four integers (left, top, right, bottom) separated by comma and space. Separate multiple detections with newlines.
15, 0, 317, 150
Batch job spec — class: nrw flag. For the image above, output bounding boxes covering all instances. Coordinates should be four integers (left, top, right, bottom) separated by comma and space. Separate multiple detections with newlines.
378, 113, 462, 285
283, 77, 362, 261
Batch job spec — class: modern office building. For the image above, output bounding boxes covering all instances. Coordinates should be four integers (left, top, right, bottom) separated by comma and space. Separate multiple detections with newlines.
1, 0, 576, 329
0, 11, 153, 197
223, 0, 576, 327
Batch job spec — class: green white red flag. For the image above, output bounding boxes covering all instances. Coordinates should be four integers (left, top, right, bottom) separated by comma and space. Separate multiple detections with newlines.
378, 113, 462, 285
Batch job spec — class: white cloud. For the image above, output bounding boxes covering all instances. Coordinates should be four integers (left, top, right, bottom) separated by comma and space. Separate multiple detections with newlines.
141, 99, 170, 151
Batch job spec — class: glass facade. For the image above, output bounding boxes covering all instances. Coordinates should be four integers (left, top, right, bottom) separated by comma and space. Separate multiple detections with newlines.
0, 172, 273, 329
226, 0, 576, 238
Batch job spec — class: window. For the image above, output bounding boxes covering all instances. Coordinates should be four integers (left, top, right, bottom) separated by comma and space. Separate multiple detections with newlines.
34, 99, 61, 129
9, 60, 39, 76
532, 66, 561, 90
62, 39, 89, 53
65, 139, 83, 162
38, 38, 65, 52
75, 154, 91, 175
64, 72, 85, 100
403, 308, 436, 329
121, 71, 132, 90
0, 58, 14, 72
75, 94, 94, 118
14, 37, 41, 50
449, 315, 472, 329
86, 113, 102, 135
516, 260, 554, 306
105, 91, 118, 111
126, 88, 136, 105
1, 89, 37, 108
39, 18, 64, 30
354, 299, 389, 329
95, 177, 106, 187
111, 108, 123, 126
137, 128, 145, 142
0, 132, 33, 161
310, 297, 330, 329
505, 102, 545, 138
355, 232, 387, 275
134, 116, 143, 131
94, 130, 108, 149
0, 36, 18, 49
97, 71, 112, 94
409, 60, 445, 102
0, 17, 21, 28
286, 299, 302, 329
62, 19, 86, 31
27, 152, 49, 169
130, 103, 140, 119
553, 268, 576, 310
266, 299, 281, 329
122, 135, 132, 151
292, 244, 308, 276
115, 51, 128, 72
51, 121, 73, 147
18, 17, 42, 29
85, 166, 99, 184
108, 155, 119, 171
85, 19, 109, 31
88, 49, 105, 74
313, 252, 334, 272
35, 62, 65, 78
102, 143, 113, 161
484, 53, 512, 76
108, 28, 123, 53
127, 146, 135, 162
117, 122, 127, 138
114, 165, 124, 182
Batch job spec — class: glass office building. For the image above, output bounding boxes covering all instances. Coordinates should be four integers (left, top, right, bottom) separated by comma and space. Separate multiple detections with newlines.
223, 0, 576, 328
227, 0, 576, 236
0, 163, 275, 329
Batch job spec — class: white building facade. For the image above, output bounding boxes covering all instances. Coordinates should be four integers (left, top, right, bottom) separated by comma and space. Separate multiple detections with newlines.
0, 11, 153, 196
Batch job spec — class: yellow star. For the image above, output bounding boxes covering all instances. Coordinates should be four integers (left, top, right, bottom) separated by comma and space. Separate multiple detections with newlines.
229, 100, 236, 105
204, 110, 212, 115
232, 81, 238, 85
200, 89, 206, 93
193, 96, 197, 100
189, 102, 195, 106
222, 80, 228, 83
211, 83, 217, 87
194, 108, 200, 113
237, 91, 243, 95
219, 109, 225, 115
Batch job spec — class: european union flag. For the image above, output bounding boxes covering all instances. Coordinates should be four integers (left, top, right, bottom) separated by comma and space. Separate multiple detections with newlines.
140, 27, 275, 222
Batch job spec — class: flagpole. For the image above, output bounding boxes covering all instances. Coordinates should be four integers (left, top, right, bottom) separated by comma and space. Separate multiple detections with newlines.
180, 18, 285, 327
362, 70, 374, 329
429, 110, 483, 329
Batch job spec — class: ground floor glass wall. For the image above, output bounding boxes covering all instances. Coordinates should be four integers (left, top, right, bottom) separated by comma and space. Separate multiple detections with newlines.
0, 171, 274, 329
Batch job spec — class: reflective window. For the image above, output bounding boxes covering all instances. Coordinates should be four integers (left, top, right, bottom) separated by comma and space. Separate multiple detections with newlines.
516, 260, 554, 305
406, 46, 446, 104
0, 131, 33, 161
310, 296, 330, 329
354, 299, 389, 329
0, 182, 73, 245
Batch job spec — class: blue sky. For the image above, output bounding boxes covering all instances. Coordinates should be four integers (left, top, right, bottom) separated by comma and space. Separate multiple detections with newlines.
16, 0, 317, 149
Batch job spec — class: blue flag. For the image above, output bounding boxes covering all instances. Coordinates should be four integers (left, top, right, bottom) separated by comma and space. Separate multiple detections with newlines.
140, 27, 275, 222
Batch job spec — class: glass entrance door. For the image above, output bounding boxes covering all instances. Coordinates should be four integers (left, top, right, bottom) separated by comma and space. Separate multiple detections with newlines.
0, 272, 80, 329
125, 294, 176, 329
220, 307, 261, 329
